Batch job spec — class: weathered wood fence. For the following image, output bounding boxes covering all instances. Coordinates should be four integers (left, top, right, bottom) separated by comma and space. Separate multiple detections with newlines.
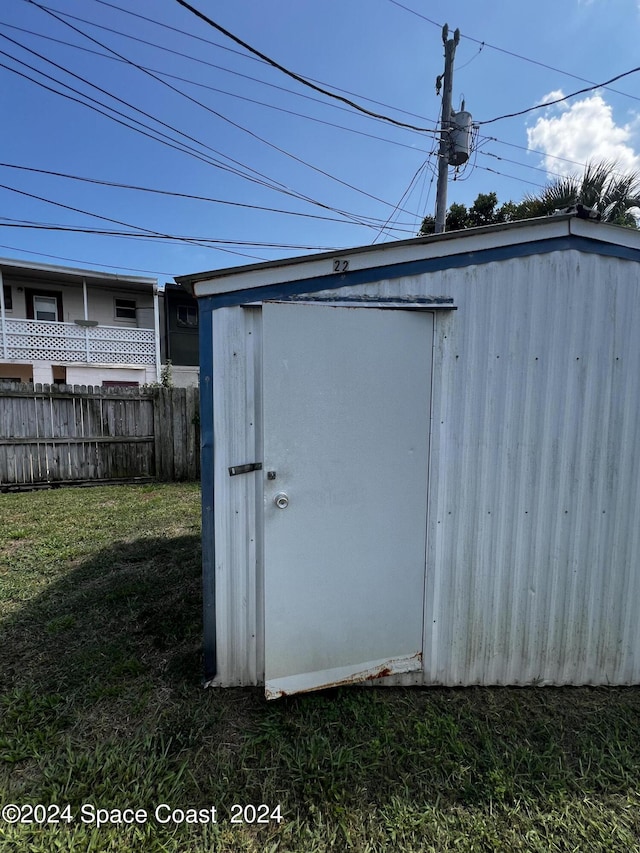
0, 383, 200, 489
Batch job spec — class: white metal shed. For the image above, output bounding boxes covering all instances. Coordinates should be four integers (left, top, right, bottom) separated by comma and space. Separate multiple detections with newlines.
176, 215, 640, 698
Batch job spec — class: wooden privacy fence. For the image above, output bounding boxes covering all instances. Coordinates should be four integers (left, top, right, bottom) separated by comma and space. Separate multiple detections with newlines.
0, 383, 200, 488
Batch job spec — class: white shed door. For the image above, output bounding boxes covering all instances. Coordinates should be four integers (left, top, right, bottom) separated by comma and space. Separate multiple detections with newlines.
262, 301, 432, 699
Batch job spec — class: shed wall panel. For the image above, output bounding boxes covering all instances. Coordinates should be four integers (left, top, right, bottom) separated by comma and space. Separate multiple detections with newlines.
211, 306, 262, 686
425, 251, 640, 685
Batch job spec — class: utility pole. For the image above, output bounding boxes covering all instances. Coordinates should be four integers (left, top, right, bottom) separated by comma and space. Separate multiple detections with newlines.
434, 25, 460, 234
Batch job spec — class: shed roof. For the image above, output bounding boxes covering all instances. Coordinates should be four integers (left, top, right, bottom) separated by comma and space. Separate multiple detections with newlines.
176, 215, 640, 305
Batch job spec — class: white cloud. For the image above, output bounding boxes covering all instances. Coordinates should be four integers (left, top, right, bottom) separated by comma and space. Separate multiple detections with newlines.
534, 89, 568, 109
526, 92, 640, 177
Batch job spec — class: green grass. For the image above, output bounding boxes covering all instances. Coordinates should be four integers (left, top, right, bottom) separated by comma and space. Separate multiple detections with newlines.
1, 484, 640, 851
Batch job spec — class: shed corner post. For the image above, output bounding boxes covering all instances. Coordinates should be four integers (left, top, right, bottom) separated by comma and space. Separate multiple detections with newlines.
198, 300, 216, 683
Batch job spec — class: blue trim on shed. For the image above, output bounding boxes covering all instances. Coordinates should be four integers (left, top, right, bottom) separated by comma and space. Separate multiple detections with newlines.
198, 302, 216, 681
195, 234, 640, 311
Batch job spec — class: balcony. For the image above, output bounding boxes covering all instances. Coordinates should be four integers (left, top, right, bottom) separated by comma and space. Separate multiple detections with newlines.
0, 318, 156, 366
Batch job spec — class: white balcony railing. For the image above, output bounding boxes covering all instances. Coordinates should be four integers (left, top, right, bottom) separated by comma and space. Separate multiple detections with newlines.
1, 318, 156, 366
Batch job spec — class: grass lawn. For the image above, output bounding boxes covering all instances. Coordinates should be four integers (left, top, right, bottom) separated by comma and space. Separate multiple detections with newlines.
1, 483, 640, 852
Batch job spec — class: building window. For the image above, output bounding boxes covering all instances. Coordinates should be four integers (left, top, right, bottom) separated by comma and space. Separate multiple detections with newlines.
25, 289, 63, 322
115, 298, 137, 320
176, 304, 198, 328
2, 285, 11, 310
33, 295, 59, 322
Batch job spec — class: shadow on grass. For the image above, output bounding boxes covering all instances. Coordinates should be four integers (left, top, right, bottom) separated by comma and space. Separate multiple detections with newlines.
2, 533, 640, 850
1, 535, 204, 698
0, 534, 223, 787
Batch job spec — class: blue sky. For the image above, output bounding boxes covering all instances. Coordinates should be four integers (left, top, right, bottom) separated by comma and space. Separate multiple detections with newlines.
0, 0, 639, 284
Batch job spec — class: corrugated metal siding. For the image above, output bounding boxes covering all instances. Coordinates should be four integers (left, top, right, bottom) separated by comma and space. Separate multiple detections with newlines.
211, 305, 263, 686
209, 249, 640, 687
424, 251, 640, 685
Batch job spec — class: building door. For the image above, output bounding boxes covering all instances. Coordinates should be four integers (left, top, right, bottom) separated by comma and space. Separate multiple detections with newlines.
262, 301, 433, 698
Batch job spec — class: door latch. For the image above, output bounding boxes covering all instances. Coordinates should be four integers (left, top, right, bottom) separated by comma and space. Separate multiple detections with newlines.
228, 462, 262, 476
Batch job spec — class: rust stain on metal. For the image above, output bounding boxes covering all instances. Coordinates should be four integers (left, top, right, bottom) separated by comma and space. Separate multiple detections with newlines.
265, 652, 423, 699
370, 666, 393, 679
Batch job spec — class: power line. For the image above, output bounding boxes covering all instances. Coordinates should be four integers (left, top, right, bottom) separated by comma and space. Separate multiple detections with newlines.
414, 166, 436, 232
385, 1, 441, 29
23, 1, 428, 221
478, 66, 640, 125
0, 62, 344, 245
0, 51, 387, 231
0, 174, 411, 258
386, 0, 640, 105
372, 160, 431, 243
14, 6, 437, 126
478, 150, 577, 183
0, 163, 417, 232
460, 136, 640, 199
0, 181, 268, 259
0, 241, 180, 276
90, 0, 284, 67
0, 19, 433, 158
478, 133, 639, 182
26, 0, 439, 134
377, 106, 440, 240
171, 0, 439, 134
0, 220, 342, 250
12, 7, 316, 189
0, 47, 293, 194
456, 42, 484, 72
0, 30, 284, 189
473, 165, 546, 189
476, 148, 640, 196
161, 70, 430, 153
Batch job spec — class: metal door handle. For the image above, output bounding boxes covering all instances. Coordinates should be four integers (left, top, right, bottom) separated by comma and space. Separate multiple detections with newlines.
274, 492, 289, 509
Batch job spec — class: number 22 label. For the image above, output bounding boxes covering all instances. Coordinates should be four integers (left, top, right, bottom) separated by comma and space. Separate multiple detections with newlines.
332, 259, 350, 273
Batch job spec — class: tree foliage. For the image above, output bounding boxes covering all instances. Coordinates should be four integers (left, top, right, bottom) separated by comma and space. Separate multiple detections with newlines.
419, 191, 531, 235
418, 161, 640, 235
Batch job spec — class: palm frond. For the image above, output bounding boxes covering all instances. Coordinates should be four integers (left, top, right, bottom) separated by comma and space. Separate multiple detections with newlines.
525, 160, 640, 228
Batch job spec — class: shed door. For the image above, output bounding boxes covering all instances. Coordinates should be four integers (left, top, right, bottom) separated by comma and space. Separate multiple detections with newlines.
262, 301, 432, 699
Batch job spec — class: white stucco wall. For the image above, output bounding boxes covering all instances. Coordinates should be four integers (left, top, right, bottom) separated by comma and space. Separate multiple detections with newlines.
169, 364, 200, 388
65, 366, 152, 386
